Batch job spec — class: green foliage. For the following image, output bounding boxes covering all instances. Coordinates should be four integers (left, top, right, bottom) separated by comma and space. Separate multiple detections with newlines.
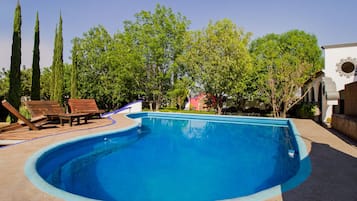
0, 68, 9, 97
70, 5, 190, 111
296, 103, 319, 118
40, 67, 52, 100
123, 4, 190, 110
8, 2, 22, 122
31, 12, 41, 100
0, 71, 9, 120
50, 26, 57, 98
51, 14, 64, 104
0, 67, 32, 102
4, 105, 31, 123
71, 26, 139, 109
39, 65, 69, 101
71, 26, 117, 109
63, 64, 72, 98
38, 6, 323, 118
19, 105, 31, 119
178, 19, 252, 114
250, 30, 323, 117
21, 66, 32, 97
167, 77, 190, 110
70, 38, 79, 98
110, 32, 146, 106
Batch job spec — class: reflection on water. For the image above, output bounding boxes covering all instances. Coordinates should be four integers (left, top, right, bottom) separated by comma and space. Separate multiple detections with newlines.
181, 119, 207, 139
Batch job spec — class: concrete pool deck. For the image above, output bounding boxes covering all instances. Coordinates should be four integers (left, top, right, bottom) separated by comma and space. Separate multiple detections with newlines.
0, 114, 356, 201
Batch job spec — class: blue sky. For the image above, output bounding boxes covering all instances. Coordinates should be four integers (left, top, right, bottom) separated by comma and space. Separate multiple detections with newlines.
1, 0, 356, 70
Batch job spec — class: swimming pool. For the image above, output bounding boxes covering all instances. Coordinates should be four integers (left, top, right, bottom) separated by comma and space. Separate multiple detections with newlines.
25, 112, 311, 201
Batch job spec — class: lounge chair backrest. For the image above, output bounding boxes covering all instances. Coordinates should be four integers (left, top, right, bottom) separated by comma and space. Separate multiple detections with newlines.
24, 100, 64, 118
2, 100, 39, 130
68, 98, 103, 114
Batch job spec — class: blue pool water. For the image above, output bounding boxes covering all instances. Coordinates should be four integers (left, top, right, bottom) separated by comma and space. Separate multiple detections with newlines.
32, 113, 304, 201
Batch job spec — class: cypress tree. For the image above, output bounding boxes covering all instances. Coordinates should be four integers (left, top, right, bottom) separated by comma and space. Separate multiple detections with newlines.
31, 12, 40, 100
51, 14, 64, 104
8, 1, 22, 122
50, 26, 58, 100
55, 14, 64, 104
70, 38, 79, 98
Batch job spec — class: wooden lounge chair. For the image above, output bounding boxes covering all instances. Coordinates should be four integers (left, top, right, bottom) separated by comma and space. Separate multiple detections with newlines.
1, 100, 47, 131
25, 100, 90, 127
24, 100, 65, 120
68, 98, 105, 117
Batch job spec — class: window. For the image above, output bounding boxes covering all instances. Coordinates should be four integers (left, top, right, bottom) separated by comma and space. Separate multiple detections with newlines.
341, 62, 355, 73
336, 57, 357, 78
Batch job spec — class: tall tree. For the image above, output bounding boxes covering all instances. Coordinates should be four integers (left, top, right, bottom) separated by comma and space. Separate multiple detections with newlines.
123, 4, 190, 110
51, 14, 64, 104
179, 19, 252, 114
50, 26, 57, 99
250, 30, 323, 117
31, 12, 40, 100
8, 1, 22, 122
71, 26, 115, 109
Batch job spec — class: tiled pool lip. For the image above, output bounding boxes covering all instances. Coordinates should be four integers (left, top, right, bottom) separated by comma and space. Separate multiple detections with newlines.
24, 112, 311, 201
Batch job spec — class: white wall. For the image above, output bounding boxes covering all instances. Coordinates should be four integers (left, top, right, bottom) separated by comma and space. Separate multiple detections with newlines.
117, 101, 142, 114
324, 45, 357, 91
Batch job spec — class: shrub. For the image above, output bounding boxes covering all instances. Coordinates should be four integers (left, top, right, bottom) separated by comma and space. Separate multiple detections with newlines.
297, 103, 319, 119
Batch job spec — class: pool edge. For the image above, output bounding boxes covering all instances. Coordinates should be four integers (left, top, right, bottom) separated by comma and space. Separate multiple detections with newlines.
24, 113, 311, 201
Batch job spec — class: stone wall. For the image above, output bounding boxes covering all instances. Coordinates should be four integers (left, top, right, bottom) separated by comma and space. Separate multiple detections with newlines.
332, 81, 357, 141
344, 82, 357, 116
332, 114, 357, 141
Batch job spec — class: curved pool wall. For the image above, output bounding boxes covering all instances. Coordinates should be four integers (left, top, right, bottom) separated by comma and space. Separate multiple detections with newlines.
25, 112, 311, 201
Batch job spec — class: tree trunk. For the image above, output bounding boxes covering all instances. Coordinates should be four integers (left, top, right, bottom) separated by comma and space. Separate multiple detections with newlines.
217, 105, 222, 115
149, 101, 153, 111
177, 97, 182, 110
216, 95, 223, 115
271, 98, 279, 118
281, 102, 288, 118
155, 97, 161, 111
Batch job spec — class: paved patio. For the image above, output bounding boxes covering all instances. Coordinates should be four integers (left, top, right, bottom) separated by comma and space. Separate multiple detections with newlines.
0, 114, 356, 201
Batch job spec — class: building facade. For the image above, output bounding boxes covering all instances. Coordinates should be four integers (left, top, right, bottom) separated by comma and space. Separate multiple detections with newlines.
303, 43, 357, 125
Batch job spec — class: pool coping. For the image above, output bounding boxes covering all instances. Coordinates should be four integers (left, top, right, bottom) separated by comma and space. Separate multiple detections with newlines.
24, 112, 311, 201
